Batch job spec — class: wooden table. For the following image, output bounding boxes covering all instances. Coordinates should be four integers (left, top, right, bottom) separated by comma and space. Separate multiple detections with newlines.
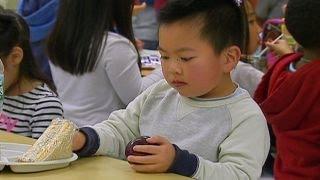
0, 131, 188, 180
141, 67, 155, 76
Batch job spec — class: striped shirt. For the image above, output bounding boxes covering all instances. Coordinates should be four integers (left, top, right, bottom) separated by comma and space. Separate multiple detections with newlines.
0, 83, 63, 139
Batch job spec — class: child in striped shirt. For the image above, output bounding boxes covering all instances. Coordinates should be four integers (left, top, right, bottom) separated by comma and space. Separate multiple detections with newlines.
0, 9, 63, 139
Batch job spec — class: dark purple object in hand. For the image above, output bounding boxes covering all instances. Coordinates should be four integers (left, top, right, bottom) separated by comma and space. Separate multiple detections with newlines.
125, 136, 152, 158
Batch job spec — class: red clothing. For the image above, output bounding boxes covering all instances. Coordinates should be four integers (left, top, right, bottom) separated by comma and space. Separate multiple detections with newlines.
254, 53, 320, 179
154, 0, 167, 11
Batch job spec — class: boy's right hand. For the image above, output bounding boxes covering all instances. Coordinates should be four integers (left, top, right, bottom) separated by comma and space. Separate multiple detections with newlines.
72, 131, 86, 151
127, 136, 176, 173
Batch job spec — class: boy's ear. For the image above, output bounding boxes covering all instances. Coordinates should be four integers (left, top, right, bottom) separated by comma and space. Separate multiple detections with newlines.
221, 46, 241, 73
7, 46, 23, 66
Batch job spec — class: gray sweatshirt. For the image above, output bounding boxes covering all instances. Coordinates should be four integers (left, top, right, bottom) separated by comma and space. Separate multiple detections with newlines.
81, 80, 270, 179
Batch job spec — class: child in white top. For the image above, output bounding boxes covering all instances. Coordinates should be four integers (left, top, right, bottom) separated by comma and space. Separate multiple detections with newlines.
47, 0, 163, 127
231, 0, 264, 97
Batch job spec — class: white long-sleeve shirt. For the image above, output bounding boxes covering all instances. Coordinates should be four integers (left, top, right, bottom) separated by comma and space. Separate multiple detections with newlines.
50, 32, 163, 127
232, 61, 264, 97
87, 80, 270, 179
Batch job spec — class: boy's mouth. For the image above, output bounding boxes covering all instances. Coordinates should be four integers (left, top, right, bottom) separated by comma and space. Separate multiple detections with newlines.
171, 80, 187, 87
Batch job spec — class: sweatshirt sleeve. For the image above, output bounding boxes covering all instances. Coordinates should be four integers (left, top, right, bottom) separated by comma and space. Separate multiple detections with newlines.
104, 37, 163, 105
89, 83, 156, 160
192, 113, 270, 180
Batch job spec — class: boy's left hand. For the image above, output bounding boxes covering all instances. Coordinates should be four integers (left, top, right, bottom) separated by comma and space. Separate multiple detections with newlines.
127, 136, 176, 173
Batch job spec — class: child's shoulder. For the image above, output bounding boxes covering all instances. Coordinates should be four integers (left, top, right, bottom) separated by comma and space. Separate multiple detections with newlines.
25, 84, 61, 105
143, 79, 174, 96
30, 84, 57, 97
5, 84, 62, 109
228, 88, 266, 128
106, 32, 133, 46
134, 79, 178, 103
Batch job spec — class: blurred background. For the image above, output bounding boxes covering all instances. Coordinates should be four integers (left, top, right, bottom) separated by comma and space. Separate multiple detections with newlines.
0, 0, 19, 10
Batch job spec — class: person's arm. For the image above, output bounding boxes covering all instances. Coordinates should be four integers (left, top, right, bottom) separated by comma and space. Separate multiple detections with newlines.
133, 2, 147, 16
73, 82, 157, 159
192, 113, 269, 179
31, 96, 64, 139
104, 37, 163, 105
265, 39, 294, 57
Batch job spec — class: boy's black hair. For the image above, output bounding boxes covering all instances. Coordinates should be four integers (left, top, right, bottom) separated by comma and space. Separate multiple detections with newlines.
285, 0, 320, 50
158, 0, 248, 54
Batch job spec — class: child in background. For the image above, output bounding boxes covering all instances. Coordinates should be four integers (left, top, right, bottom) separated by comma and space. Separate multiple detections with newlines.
264, 7, 295, 63
72, 0, 270, 179
0, 10, 63, 139
47, 0, 163, 127
255, 0, 288, 26
17, 0, 59, 79
0, 1, 5, 9
133, 0, 159, 50
254, 0, 320, 178
231, 0, 264, 97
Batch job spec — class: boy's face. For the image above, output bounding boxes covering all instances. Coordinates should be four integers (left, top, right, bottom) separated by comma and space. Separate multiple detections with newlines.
159, 21, 234, 98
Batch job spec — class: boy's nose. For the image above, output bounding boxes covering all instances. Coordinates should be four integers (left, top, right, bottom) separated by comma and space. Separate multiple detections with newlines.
167, 60, 182, 74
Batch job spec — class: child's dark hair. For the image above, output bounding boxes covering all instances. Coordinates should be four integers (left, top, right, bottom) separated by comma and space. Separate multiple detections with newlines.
158, 0, 248, 54
285, 0, 320, 50
0, 10, 56, 92
47, 0, 141, 75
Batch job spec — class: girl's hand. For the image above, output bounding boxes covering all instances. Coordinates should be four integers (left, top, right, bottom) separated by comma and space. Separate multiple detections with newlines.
127, 136, 176, 173
72, 131, 86, 151
135, 39, 145, 50
265, 39, 293, 56
133, 2, 147, 16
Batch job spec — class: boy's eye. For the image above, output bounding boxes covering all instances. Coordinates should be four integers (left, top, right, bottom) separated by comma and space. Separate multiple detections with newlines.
160, 56, 170, 60
179, 57, 195, 62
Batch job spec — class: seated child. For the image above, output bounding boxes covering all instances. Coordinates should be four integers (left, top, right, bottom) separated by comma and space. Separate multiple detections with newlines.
231, 0, 264, 97
0, 10, 63, 139
254, 0, 320, 178
47, 0, 163, 127
73, 0, 270, 179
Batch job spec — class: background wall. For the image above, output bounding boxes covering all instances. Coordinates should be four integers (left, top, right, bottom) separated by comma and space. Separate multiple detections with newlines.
0, 0, 19, 10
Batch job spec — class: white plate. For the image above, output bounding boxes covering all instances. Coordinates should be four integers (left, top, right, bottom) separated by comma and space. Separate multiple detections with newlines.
0, 142, 30, 171
0, 142, 78, 173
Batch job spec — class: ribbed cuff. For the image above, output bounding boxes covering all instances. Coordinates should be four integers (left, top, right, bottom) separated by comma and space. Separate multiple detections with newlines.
74, 127, 100, 157
167, 144, 199, 177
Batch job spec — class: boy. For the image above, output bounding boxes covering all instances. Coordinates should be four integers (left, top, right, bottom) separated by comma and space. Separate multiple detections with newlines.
254, 0, 320, 179
73, 0, 270, 179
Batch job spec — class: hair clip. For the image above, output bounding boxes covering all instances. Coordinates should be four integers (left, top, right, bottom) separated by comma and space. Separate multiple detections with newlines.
234, 0, 242, 7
